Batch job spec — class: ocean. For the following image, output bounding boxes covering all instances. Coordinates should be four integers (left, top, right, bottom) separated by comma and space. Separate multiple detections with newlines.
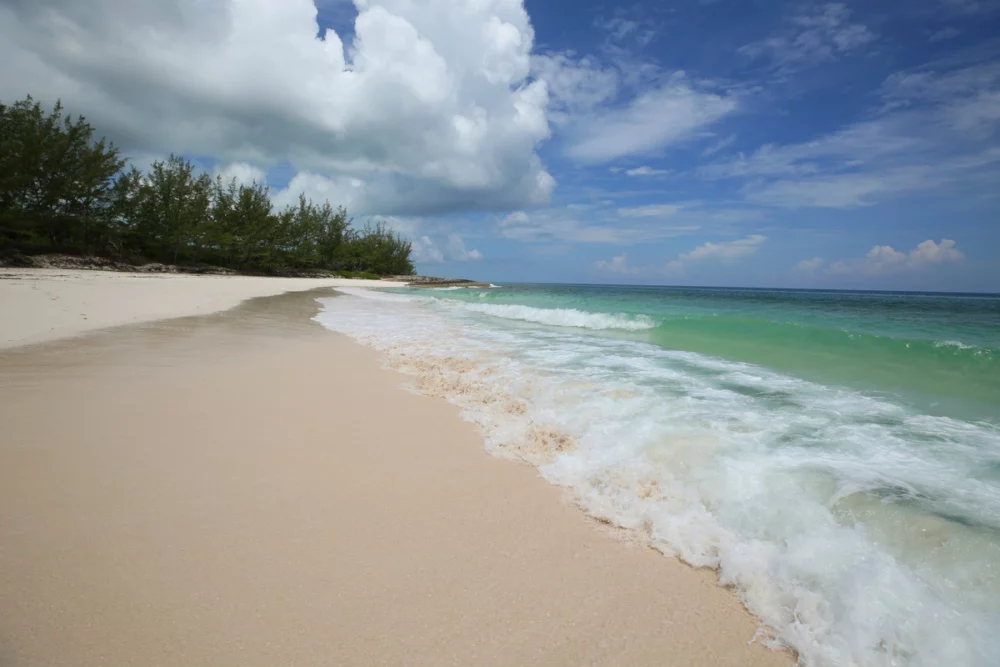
314, 283, 1000, 667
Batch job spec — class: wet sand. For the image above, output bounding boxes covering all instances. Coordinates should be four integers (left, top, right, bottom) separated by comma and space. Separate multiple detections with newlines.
0, 289, 791, 666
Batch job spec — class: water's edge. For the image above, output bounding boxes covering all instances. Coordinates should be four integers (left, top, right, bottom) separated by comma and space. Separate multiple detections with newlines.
315, 286, 1000, 667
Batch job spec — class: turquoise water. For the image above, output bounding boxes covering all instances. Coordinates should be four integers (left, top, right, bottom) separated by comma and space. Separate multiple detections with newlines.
316, 284, 1000, 667
428, 285, 1000, 422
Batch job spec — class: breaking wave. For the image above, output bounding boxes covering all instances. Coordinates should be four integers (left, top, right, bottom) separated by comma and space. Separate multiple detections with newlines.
315, 286, 1000, 666
456, 302, 657, 331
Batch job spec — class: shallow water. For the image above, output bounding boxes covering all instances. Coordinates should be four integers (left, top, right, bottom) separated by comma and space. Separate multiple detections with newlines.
315, 284, 1000, 667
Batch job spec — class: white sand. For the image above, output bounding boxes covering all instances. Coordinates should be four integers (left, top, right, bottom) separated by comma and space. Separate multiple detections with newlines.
0, 289, 791, 666
0, 268, 406, 349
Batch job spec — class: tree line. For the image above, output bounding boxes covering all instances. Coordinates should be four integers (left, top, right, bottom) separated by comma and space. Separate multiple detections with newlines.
0, 96, 414, 276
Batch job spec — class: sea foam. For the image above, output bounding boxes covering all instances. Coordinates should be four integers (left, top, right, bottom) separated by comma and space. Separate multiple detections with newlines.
455, 302, 657, 330
315, 288, 1000, 667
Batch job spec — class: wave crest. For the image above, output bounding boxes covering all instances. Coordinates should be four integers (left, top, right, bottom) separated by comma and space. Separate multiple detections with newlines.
456, 303, 657, 331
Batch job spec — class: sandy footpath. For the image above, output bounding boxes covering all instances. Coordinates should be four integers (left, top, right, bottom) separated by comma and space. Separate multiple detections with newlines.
0, 268, 405, 350
0, 282, 791, 666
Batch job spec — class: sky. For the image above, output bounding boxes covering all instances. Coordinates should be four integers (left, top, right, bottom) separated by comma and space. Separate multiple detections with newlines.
1, 0, 998, 291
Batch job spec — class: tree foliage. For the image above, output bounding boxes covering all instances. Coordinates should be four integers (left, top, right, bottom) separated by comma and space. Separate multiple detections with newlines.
0, 96, 415, 275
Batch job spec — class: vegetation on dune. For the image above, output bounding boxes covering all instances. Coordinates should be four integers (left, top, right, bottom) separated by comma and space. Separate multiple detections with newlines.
0, 96, 415, 276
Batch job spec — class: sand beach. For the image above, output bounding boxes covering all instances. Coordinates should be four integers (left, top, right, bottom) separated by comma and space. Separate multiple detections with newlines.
0, 270, 788, 666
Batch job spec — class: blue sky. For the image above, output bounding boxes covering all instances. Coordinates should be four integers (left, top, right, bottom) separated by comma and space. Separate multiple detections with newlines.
2, 0, 998, 290
449, 0, 1000, 291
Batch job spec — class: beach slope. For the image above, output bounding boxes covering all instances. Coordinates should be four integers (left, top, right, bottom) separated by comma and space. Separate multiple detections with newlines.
0, 284, 789, 666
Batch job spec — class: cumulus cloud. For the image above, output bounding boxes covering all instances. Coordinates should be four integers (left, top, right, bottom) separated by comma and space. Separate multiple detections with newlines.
794, 257, 826, 274
409, 233, 481, 264
596, 235, 767, 277
214, 162, 268, 187
411, 236, 445, 263
826, 239, 965, 276
445, 234, 483, 261
665, 234, 765, 273
595, 253, 640, 274
271, 171, 367, 211
0, 0, 554, 216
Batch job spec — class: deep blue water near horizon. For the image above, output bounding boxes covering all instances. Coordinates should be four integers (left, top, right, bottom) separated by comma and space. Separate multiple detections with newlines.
317, 282, 1000, 666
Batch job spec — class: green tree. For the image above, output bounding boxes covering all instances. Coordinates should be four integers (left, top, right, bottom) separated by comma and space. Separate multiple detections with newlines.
0, 96, 123, 251
212, 178, 277, 269
339, 221, 414, 275
106, 166, 143, 258
134, 155, 212, 263
1, 94, 416, 276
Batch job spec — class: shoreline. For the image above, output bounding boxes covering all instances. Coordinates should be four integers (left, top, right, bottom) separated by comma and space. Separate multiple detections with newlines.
0, 280, 791, 666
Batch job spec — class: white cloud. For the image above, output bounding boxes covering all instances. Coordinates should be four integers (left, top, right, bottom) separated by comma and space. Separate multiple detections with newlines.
407, 233, 481, 264
701, 118, 919, 181
498, 207, 702, 244
593, 235, 767, 276
617, 203, 684, 218
594, 15, 657, 50
499, 209, 638, 244
746, 166, 945, 208
825, 239, 965, 276
563, 75, 738, 163
214, 162, 268, 187
701, 134, 736, 157
0, 0, 554, 216
445, 234, 483, 261
794, 257, 826, 274
531, 52, 618, 122
412, 236, 445, 263
502, 210, 531, 225
624, 166, 670, 177
595, 17, 639, 43
497, 199, 764, 247
678, 234, 766, 262
739, 3, 876, 74
700, 61, 1000, 208
595, 253, 640, 274
272, 171, 368, 212
664, 234, 766, 274
881, 61, 1000, 109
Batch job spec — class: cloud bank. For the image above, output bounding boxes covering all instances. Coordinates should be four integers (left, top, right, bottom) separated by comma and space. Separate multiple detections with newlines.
0, 0, 554, 216
796, 239, 966, 277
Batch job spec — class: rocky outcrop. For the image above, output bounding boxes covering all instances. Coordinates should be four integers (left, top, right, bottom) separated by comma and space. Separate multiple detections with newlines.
389, 275, 492, 288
